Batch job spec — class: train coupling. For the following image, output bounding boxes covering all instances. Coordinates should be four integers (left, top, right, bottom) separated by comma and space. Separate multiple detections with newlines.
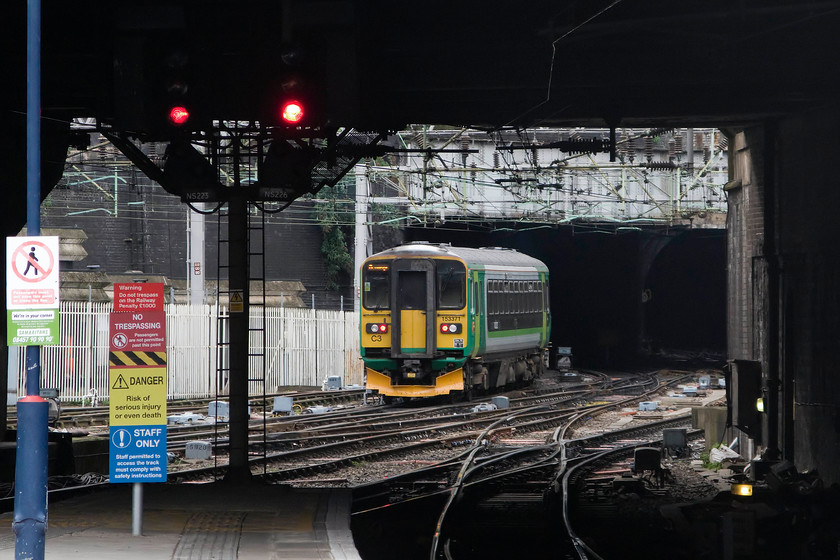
400, 360, 429, 382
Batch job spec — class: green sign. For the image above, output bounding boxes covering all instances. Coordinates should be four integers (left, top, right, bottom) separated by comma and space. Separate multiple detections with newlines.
6, 309, 60, 346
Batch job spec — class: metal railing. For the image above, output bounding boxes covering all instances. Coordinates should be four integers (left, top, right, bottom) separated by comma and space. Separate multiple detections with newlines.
8, 301, 363, 402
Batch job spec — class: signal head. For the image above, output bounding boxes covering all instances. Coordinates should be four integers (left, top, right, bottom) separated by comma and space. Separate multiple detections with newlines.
280, 100, 305, 124
168, 106, 191, 127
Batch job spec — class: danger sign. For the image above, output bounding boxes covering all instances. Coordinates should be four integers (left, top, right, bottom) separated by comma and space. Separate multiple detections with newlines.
109, 282, 168, 483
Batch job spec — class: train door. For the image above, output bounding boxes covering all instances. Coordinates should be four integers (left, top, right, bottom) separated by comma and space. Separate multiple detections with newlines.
390, 259, 435, 358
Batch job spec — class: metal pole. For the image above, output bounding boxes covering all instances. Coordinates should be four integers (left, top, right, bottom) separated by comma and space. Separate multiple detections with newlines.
15, 1, 49, 557
189, 204, 206, 305
353, 164, 369, 314
132, 483, 143, 536
224, 140, 251, 484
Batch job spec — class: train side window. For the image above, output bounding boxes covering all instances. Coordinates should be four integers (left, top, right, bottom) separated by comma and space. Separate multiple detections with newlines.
543, 280, 551, 311
437, 261, 466, 309
489, 281, 499, 315
363, 266, 390, 310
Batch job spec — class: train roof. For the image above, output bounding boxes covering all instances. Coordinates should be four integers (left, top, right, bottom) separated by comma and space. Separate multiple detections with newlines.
367, 243, 548, 270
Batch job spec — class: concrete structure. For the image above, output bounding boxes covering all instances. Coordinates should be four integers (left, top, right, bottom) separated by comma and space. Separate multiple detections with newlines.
727, 115, 840, 485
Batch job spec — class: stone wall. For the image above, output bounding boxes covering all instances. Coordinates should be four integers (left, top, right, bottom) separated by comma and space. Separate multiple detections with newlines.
727, 110, 840, 485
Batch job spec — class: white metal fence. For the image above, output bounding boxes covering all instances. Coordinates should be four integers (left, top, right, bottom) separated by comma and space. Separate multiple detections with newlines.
9, 301, 363, 402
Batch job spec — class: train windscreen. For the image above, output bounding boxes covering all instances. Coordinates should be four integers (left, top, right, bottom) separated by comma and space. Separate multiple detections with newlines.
437, 261, 465, 309
363, 264, 390, 309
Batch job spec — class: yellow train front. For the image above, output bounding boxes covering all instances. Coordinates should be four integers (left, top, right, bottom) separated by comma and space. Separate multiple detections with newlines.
360, 242, 551, 401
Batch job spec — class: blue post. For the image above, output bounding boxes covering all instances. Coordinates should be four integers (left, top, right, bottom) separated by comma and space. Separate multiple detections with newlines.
13, 395, 48, 559
14, 0, 49, 558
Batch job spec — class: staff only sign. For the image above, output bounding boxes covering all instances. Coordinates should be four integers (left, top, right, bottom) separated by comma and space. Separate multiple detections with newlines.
109, 283, 167, 483
5, 236, 60, 345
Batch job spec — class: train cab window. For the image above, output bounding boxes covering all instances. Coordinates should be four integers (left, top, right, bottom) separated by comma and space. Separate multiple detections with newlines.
437, 261, 466, 309
363, 265, 390, 310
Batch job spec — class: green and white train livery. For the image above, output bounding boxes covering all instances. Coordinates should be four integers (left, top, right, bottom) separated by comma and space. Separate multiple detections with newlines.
360, 242, 551, 400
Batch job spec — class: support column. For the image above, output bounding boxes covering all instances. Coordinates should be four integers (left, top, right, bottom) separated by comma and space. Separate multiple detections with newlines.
15, 1, 49, 557
354, 164, 370, 313
188, 204, 206, 305
224, 149, 251, 483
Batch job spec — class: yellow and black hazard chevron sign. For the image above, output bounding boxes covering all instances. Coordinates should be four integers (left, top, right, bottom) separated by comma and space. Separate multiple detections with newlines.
109, 351, 167, 367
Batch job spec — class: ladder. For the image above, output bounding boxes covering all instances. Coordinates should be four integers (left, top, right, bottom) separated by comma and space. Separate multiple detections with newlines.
247, 204, 268, 473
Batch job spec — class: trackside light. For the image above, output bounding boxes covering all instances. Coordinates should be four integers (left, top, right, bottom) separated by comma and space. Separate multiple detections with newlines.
168, 105, 190, 126
731, 483, 753, 497
756, 397, 765, 413
280, 100, 305, 124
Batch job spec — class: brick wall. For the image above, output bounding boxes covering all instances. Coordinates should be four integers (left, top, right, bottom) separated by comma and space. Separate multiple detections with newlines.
42, 179, 351, 309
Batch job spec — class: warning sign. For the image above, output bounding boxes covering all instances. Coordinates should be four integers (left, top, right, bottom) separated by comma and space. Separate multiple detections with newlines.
112, 373, 130, 390
109, 368, 167, 426
230, 290, 244, 313
109, 311, 166, 352
114, 283, 164, 312
109, 283, 167, 483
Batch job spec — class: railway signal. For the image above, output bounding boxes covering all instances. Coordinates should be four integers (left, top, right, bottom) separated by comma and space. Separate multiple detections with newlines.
146, 42, 207, 137
167, 105, 191, 127
262, 44, 325, 133
280, 100, 305, 125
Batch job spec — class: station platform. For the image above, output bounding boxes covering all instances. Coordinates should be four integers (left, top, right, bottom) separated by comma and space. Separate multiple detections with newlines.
0, 483, 362, 559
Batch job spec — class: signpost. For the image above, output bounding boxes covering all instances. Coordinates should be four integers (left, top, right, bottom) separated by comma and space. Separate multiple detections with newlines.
108, 283, 167, 535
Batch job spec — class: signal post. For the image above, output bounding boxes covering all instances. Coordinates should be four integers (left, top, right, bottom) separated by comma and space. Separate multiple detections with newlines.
108, 282, 167, 535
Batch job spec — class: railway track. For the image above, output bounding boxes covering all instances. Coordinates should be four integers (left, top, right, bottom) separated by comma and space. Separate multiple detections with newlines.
4, 388, 366, 430
3, 366, 722, 557
344, 369, 716, 560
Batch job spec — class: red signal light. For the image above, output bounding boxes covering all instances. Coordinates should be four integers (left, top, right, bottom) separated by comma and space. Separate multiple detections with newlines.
280, 100, 305, 124
168, 106, 190, 126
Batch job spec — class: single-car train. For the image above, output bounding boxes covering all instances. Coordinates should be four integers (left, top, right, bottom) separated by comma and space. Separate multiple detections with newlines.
360, 242, 551, 400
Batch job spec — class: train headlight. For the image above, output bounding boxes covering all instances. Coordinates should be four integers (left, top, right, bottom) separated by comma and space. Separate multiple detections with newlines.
440, 323, 461, 334
366, 323, 388, 334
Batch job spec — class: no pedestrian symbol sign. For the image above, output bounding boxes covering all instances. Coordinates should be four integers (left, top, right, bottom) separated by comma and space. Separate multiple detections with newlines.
5, 236, 60, 345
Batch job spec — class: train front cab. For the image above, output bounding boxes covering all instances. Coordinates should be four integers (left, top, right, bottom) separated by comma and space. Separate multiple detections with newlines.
361, 257, 469, 399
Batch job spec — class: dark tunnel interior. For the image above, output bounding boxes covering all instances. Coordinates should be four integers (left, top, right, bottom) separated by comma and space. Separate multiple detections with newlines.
402, 224, 727, 368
